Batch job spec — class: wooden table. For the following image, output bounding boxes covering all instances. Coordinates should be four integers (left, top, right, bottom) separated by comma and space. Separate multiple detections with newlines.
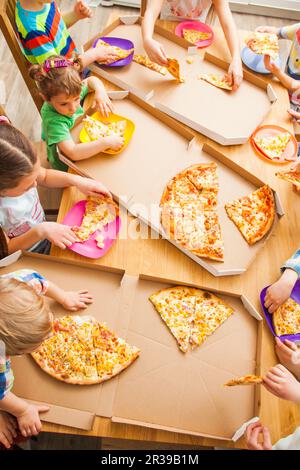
47, 18, 300, 448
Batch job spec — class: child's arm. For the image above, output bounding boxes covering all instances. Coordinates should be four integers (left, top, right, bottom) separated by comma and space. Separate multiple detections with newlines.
0, 392, 49, 437
255, 26, 280, 36
46, 281, 93, 311
0, 411, 17, 449
263, 364, 300, 403
264, 56, 299, 90
264, 267, 298, 313
62, 0, 92, 28
246, 422, 273, 450
58, 135, 124, 162
142, 0, 168, 66
85, 76, 113, 117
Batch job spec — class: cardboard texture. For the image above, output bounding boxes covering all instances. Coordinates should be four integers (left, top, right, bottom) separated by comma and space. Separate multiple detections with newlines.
0, 253, 261, 440
89, 17, 276, 145
67, 94, 282, 276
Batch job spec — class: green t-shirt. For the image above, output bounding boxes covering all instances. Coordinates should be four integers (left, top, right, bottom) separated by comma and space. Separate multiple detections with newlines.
41, 85, 89, 171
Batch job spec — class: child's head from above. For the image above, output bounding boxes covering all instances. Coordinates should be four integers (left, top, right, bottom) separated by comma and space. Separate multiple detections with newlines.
0, 123, 39, 198
0, 278, 53, 356
29, 55, 83, 117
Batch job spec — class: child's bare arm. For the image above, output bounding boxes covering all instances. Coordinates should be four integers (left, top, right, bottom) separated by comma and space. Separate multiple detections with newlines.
0, 392, 49, 437
46, 281, 93, 311
58, 135, 124, 161
86, 76, 113, 116
264, 56, 299, 90
264, 268, 298, 313
62, 1, 92, 28
0, 411, 17, 449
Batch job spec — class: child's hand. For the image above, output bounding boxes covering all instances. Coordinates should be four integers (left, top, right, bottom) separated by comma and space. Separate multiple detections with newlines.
0, 411, 17, 449
288, 108, 300, 123
264, 277, 295, 313
16, 404, 49, 437
103, 135, 124, 151
263, 364, 300, 402
264, 55, 280, 74
75, 176, 112, 198
227, 58, 243, 91
255, 26, 280, 36
143, 38, 168, 66
39, 222, 78, 249
61, 290, 93, 311
92, 91, 113, 118
245, 421, 272, 450
94, 46, 120, 65
74, 0, 92, 20
275, 337, 300, 380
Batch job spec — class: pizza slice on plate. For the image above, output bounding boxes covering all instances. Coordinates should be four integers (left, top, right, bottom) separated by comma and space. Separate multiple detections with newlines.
272, 297, 300, 336
245, 32, 279, 60
198, 73, 232, 91
96, 39, 134, 64
133, 54, 167, 75
224, 374, 263, 386
83, 116, 127, 141
224, 185, 275, 245
167, 58, 185, 83
276, 170, 300, 188
182, 29, 212, 44
253, 132, 291, 161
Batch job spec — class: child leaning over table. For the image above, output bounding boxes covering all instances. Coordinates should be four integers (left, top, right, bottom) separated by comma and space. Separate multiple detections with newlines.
0, 268, 93, 444
15, 0, 120, 67
29, 56, 124, 172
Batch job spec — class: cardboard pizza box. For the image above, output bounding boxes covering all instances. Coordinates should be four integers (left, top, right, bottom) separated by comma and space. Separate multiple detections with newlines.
86, 15, 277, 146
64, 92, 283, 277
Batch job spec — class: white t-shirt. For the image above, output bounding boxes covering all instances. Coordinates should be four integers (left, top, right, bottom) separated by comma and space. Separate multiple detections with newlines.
0, 188, 45, 251
160, 0, 212, 21
273, 427, 300, 450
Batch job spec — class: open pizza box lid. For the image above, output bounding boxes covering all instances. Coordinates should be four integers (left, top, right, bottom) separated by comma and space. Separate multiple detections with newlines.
0, 252, 261, 439
64, 92, 284, 277
87, 16, 277, 146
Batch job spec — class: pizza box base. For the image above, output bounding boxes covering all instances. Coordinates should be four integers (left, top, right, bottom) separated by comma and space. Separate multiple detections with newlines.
0, 252, 262, 440
65, 92, 284, 276
86, 16, 277, 146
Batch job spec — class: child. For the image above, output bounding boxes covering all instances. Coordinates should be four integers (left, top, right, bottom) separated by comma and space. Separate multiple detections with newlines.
0, 118, 112, 254
142, 0, 243, 90
246, 364, 300, 450
29, 56, 124, 171
15, 0, 120, 67
0, 268, 93, 439
0, 412, 17, 450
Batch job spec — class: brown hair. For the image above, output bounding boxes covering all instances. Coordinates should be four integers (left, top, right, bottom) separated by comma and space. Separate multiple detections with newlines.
0, 123, 37, 193
0, 277, 52, 356
29, 55, 83, 101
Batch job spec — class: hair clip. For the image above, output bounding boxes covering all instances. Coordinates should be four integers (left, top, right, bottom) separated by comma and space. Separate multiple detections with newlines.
0, 116, 9, 124
43, 58, 74, 73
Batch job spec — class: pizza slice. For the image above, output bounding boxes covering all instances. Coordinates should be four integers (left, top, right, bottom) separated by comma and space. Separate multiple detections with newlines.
272, 297, 300, 336
96, 38, 134, 64
276, 170, 300, 188
198, 73, 232, 91
184, 163, 219, 192
224, 374, 263, 386
253, 133, 291, 161
149, 286, 197, 352
133, 54, 167, 75
83, 116, 127, 142
182, 28, 212, 44
190, 290, 234, 347
167, 58, 185, 83
224, 185, 275, 245
245, 32, 279, 60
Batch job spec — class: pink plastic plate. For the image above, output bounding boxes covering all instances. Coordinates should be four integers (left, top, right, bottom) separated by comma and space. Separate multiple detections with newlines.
175, 20, 214, 48
62, 200, 121, 259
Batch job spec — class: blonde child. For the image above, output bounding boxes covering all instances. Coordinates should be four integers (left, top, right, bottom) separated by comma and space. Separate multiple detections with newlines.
0, 268, 93, 441
0, 118, 112, 254
142, 0, 243, 90
29, 56, 124, 171
15, 0, 119, 67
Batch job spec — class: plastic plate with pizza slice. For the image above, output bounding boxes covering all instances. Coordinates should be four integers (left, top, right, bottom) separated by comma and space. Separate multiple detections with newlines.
79, 111, 135, 155
62, 199, 121, 259
260, 282, 300, 342
250, 125, 298, 164
175, 20, 213, 48
92, 37, 134, 67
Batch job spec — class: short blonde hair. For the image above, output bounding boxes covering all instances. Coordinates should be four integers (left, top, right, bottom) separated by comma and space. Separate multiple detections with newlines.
0, 277, 52, 356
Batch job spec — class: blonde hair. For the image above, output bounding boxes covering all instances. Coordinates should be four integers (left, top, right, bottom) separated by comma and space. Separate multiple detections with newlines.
29, 55, 83, 101
0, 278, 52, 356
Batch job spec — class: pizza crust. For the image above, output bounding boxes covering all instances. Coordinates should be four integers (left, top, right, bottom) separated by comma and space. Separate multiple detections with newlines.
224, 375, 263, 386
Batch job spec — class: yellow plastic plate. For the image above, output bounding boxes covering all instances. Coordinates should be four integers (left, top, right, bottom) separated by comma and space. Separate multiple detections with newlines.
79, 111, 135, 155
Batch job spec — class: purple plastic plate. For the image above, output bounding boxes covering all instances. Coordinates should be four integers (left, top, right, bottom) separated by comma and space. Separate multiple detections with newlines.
260, 282, 300, 342
62, 200, 121, 259
92, 36, 134, 67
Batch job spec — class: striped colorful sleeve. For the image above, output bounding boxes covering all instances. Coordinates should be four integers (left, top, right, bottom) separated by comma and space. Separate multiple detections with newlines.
280, 23, 300, 41
281, 249, 300, 277
1, 269, 49, 295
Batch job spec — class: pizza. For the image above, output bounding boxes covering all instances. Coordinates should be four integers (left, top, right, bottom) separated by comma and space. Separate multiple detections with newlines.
149, 286, 234, 352
224, 185, 275, 245
160, 163, 224, 261
71, 196, 119, 243
96, 38, 134, 64
167, 58, 185, 83
253, 133, 291, 161
224, 375, 263, 387
245, 32, 279, 60
272, 297, 300, 336
133, 54, 167, 75
182, 29, 212, 44
276, 170, 300, 188
83, 116, 127, 142
198, 73, 232, 91
31, 315, 140, 384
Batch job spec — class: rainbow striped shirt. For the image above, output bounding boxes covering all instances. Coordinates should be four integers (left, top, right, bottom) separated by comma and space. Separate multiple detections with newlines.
15, 1, 77, 65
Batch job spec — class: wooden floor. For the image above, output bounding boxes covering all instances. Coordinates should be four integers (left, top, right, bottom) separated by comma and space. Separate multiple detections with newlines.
0, 2, 297, 451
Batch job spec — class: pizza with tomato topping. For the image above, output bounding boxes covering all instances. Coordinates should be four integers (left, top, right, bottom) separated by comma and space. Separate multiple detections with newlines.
182, 29, 212, 44
167, 57, 185, 83
245, 32, 279, 60
272, 297, 300, 336
199, 73, 233, 91
276, 170, 300, 188
224, 374, 263, 387
95, 38, 134, 64
133, 54, 167, 75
